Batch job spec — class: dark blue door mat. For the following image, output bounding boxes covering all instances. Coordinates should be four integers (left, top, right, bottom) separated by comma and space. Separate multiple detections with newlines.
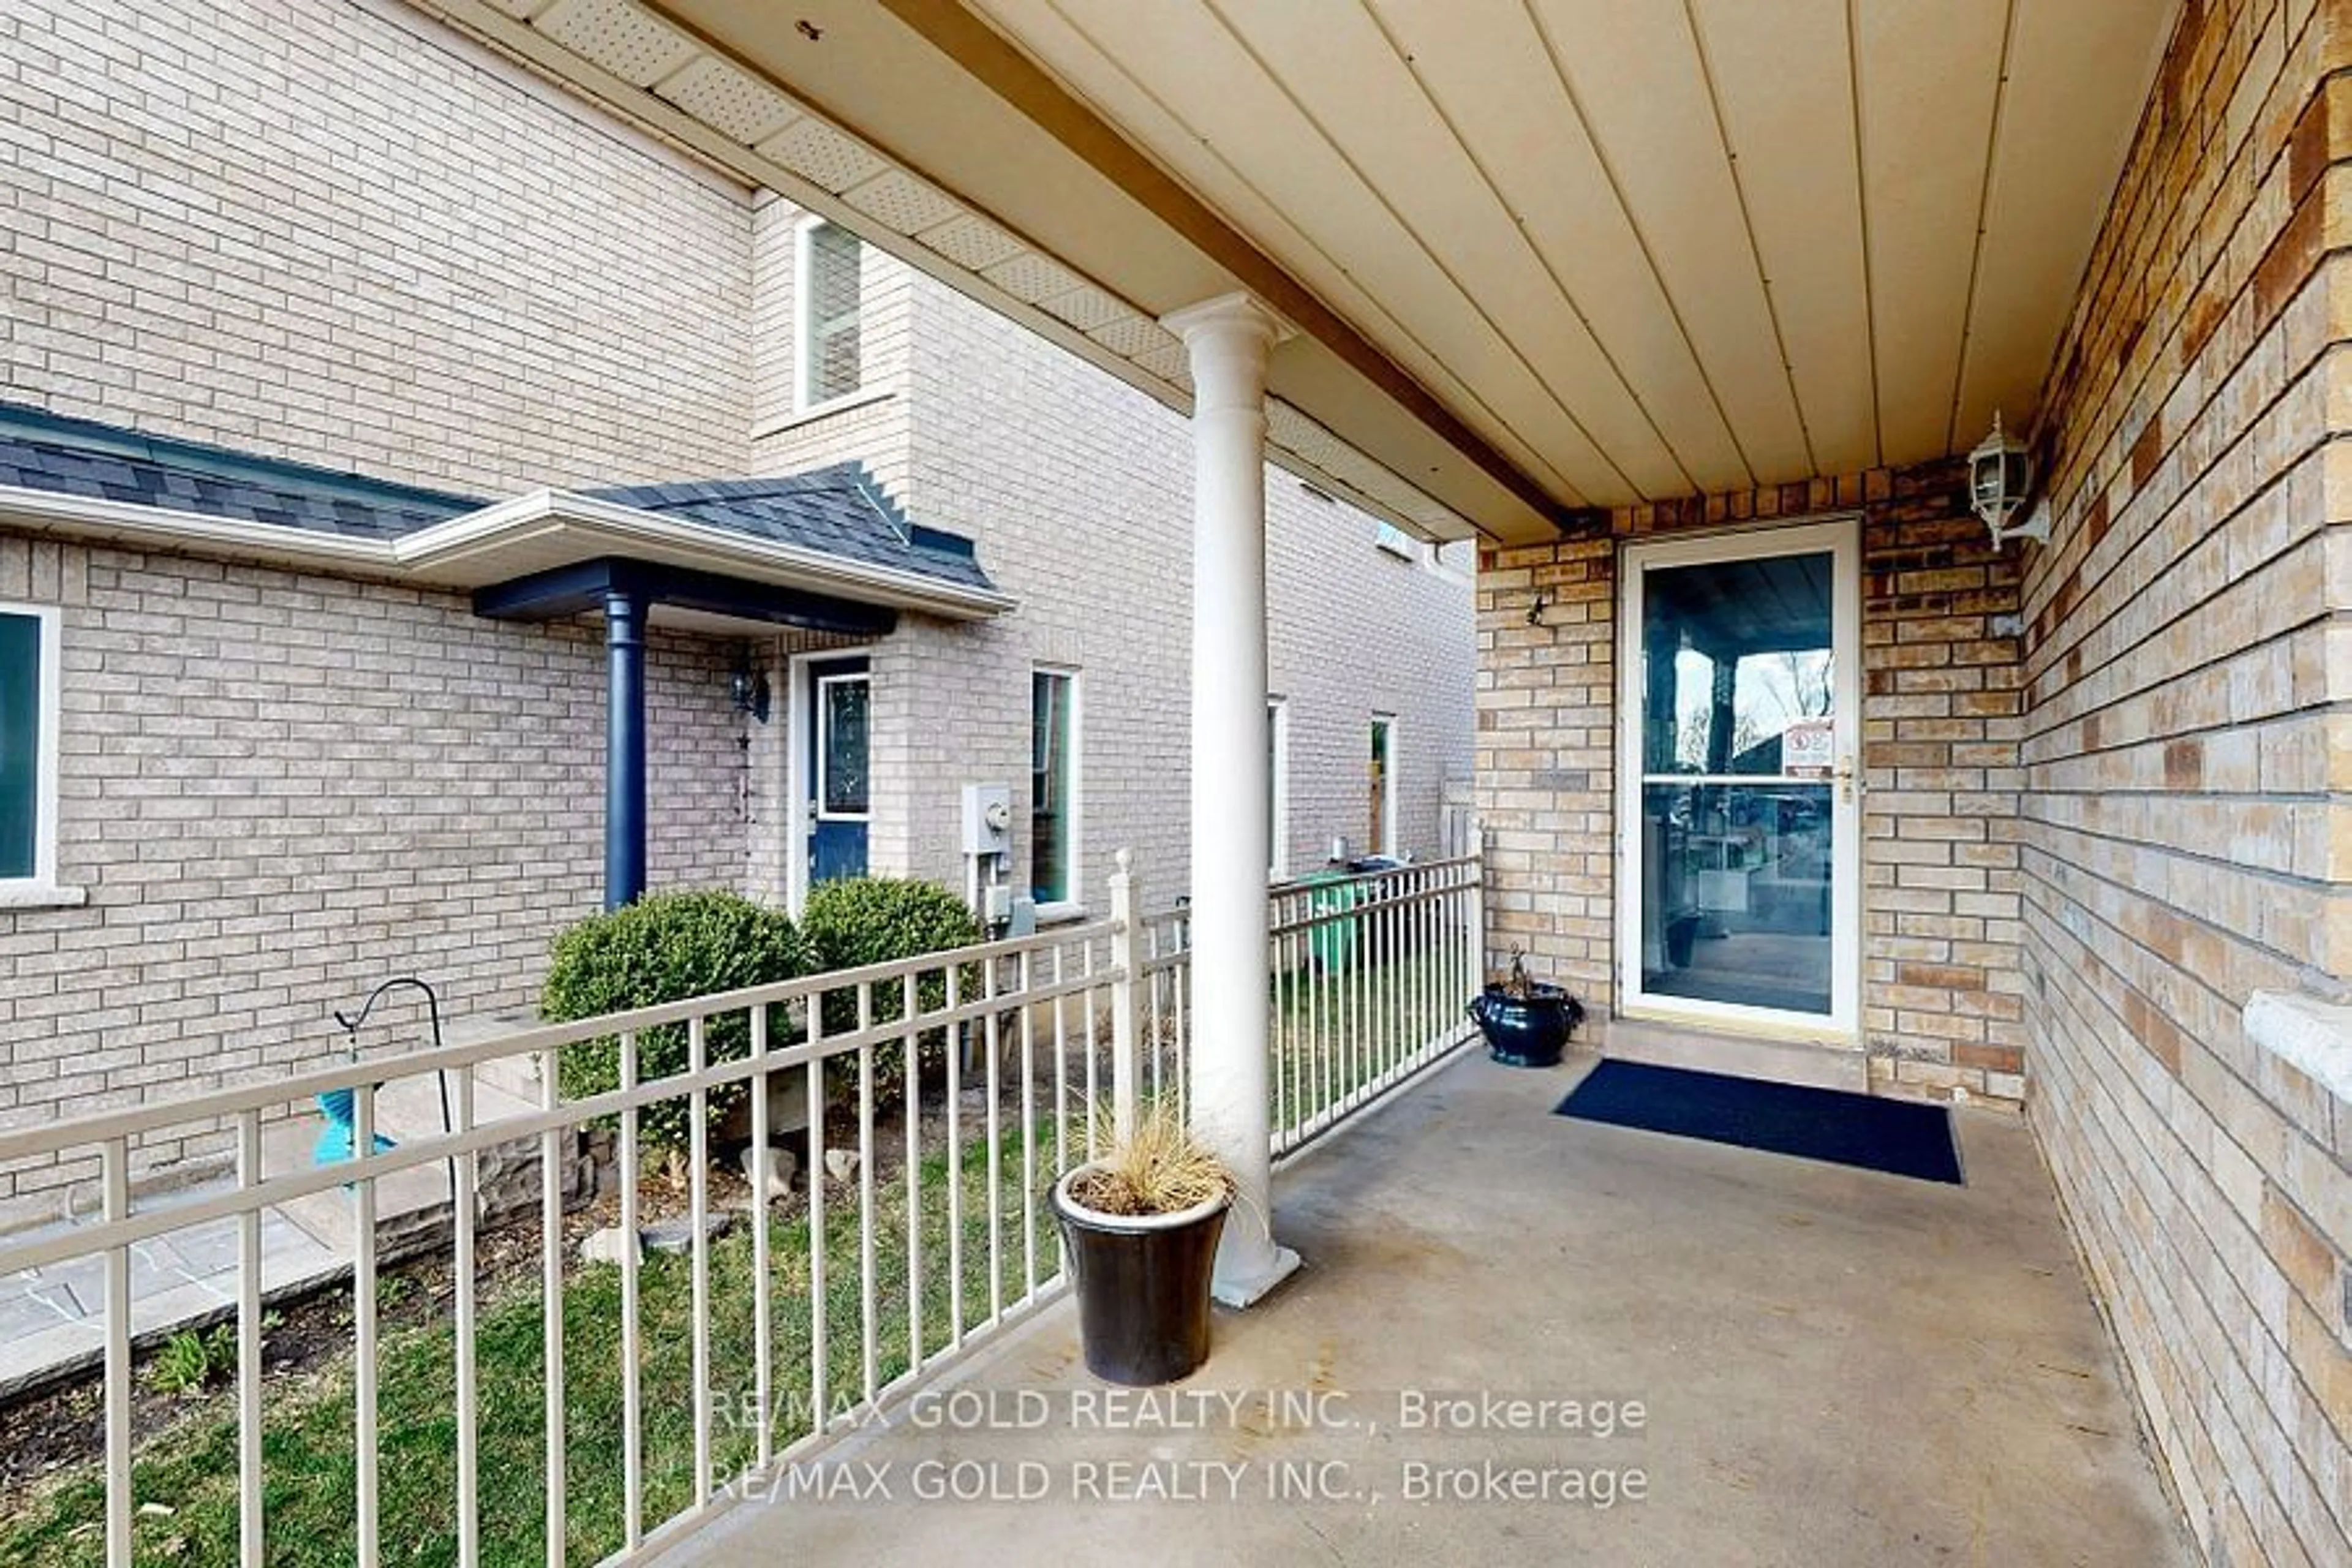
1555, 1060, 1963, 1185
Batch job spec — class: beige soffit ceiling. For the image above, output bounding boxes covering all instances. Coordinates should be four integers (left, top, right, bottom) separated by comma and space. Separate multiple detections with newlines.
417, 0, 2177, 546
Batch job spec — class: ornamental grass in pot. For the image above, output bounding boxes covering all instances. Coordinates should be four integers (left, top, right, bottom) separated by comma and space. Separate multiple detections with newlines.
1050, 1099, 1234, 1387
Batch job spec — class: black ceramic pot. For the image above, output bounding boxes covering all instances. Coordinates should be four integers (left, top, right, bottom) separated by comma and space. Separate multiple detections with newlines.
1468, 982, 1585, 1068
1665, 913, 1702, 968
1050, 1168, 1231, 1385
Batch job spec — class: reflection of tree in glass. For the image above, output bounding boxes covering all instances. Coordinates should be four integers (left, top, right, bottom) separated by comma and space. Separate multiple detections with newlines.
1674, 649, 1833, 772
1763, 650, 1834, 719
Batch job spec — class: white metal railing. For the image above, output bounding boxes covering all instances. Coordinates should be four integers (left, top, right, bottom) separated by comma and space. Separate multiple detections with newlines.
0, 919, 1121, 1567
1127, 854, 1485, 1153
0, 851, 1482, 1566
1267, 855, 1484, 1152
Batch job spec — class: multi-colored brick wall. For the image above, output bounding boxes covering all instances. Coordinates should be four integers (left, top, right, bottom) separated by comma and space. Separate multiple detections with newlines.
2021, 0, 2352, 1558
1475, 462, 2028, 1102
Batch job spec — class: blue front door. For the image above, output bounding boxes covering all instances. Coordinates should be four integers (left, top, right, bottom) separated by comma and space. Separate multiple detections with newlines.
809, 657, 870, 887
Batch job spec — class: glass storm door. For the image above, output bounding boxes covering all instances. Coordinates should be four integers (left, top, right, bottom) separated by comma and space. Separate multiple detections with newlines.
809, 657, 870, 886
1617, 521, 1861, 1039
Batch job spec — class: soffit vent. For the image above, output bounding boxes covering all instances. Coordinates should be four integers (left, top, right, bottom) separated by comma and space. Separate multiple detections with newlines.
654, 55, 796, 145
535, 0, 693, 87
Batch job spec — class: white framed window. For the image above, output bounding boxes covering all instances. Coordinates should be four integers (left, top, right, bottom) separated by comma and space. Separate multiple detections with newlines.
1267, 696, 1289, 880
0, 603, 66, 902
1368, 713, 1398, 858
794, 217, 864, 412
1030, 668, 1080, 911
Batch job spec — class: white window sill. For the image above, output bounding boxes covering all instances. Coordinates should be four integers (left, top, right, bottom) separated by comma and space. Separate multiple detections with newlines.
0, 882, 88, 910
1034, 902, 1088, 928
753, 389, 894, 439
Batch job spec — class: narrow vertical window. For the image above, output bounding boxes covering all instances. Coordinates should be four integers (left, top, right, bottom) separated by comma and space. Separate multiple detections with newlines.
0, 605, 60, 891
796, 219, 864, 409
1368, 714, 1396, 858
1267, 696, 1289, 879
1031, 670, 1077, 907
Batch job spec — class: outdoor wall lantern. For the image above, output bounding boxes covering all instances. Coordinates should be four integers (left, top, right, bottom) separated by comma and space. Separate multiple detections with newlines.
1968, 410, 2049, 548
730, 663, 771, 724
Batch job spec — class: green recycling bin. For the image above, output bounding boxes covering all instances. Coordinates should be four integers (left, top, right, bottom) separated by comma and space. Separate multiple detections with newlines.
1304, 871, 1359, 973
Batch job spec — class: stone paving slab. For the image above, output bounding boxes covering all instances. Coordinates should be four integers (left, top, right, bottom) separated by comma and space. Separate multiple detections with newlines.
0, 1207, 344, 1394
0, 1061, 540, 1396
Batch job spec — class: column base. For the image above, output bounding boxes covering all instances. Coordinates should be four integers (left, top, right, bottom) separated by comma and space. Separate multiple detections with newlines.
1212, 1242, 1302, 1310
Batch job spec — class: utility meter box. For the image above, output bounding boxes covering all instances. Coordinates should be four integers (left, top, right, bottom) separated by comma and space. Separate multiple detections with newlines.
962, 783, 1012, 857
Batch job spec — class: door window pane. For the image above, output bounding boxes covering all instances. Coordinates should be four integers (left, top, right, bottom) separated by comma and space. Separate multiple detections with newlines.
0, 613, 37, 879
820, 677, 868, 815
1641, 552, 1834, 775
1638, 782, 1832, 1015
1031, 671, 1076, 903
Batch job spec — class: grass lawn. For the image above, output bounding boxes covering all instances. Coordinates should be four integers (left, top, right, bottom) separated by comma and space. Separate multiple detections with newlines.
1269, 938, 1473, 1136
0, 1128, 1055, 1567
0, 954, 1463, 1566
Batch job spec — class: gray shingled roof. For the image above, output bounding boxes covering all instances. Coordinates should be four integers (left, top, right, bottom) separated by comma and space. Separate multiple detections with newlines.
587, 470, 997, 593
0, 402, 997, 595
0, 402, 481, 539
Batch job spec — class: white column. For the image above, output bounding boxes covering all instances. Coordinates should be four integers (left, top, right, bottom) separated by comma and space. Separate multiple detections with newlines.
1162, 292, 1300, 1308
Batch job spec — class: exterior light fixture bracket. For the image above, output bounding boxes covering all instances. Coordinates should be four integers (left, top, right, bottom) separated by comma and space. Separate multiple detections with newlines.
1969, 411, 2044, 548
731, 664, 771, 724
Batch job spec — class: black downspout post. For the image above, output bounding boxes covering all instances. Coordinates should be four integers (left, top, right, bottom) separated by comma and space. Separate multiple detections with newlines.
605, 587, 647, 910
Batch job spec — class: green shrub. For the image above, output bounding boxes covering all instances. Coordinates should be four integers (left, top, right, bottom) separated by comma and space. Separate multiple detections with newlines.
542, 890, 813, 1153
801, 877, 984, 1099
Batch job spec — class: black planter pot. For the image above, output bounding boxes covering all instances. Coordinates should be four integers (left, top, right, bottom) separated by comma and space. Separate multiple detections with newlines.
1468, 982, 1585, 1068
1665, 913, 1702, 968
1050, 1168, 1230, 1386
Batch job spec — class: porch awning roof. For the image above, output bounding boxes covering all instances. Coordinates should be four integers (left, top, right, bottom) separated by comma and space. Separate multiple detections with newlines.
0, 402, 1012, 622
412, 0, 2179, 545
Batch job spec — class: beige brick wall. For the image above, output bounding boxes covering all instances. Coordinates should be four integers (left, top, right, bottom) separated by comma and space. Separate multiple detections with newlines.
1475, 464, 2028, 1100
0, 0, 753, 492
747, 193, 914, 496
2021, 0, 2352, 1558
0, 0, 777, 1207
1858, 484, 2030, 1100
0, 0, 1475, 1205
0, 534, 748, 1204
757, 236, 1476, 913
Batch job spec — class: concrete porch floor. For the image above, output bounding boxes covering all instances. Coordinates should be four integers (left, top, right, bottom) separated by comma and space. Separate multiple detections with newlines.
682, 1046, 2188, 1567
